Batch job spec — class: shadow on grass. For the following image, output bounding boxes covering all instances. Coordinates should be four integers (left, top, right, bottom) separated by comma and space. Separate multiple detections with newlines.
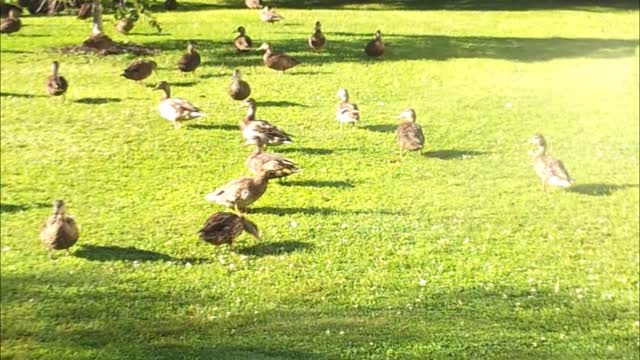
277, 147, 334, 155
567, 183, 638, 196
260, 100, 308, 107
362, 124, 396, 133
188, 124, 238, 131
74, 97, 122, 105
75, 245, 173, 262
424, 149, 488, 160
0, 202, 49, 213
0, 92, 47, 98
252, 206, 402, 216
238, 241, 313, 257
171, 80, 198, 87
279, 180, 354, 188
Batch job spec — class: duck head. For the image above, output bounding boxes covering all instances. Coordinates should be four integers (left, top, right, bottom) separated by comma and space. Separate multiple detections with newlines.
337, 88, 350, 102
242, 98, 257, 109
232, 69, 242, 79
374, 30, 382, 40
51, 61, 60, 76
257, 42, 272, 52
186, 42, 197, 54
235, 26, 246, 35
153, 81, 171, 97
397, 108, 417, 122
528, 134, 547, 156
315, 21, 322, 31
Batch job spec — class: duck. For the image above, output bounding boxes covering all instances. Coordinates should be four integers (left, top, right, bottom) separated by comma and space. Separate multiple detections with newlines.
241, 98, 293, 147
177, 42, 201, 74
233, 26, 252, 52
396, 108, 425, 156
528, 134, 575, 190
121, 59, 157, 83
76, 2, 91, 19
164, 0, 177, 10
204, 169, 275, 213
0, 8, 20, 34
247, 144, 300, 180
308, 21, 326, 51
153, 81, 204, 129
336, 88, 360, 127
82, 3, 114, 53
245, 0, 262, 9
115, 17, 135, 34
365, 30, 384, 58
199, 212, 260, 246
0, 3, 21, 18
229, 69, 251, 101
46, 61, 69, 100
39, 200, 79, 259
257, 42, 299, 73
260, 5, 283, 24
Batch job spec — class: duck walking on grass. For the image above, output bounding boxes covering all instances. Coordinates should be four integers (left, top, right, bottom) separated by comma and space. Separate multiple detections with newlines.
153, 81, 204, 129
336, 88, 360, 127
46, 61, 69, 101
177, 42, 201, 74
241, 98, 293, 148
205, 169, 275, 213
308, 21, 326, 51
0, 8, 21, 34
229, 69, 251, 101
365, 30, 384, 58
121, 59, 156, 83
528, 134, 575, 191
199, 212, 260, 246
257, 42, 299, 73
260, 5, 283, 24
39, 200, 79, 259
396, 109, 425, 156
247, 144, 301, 180
233, 26, 252, 52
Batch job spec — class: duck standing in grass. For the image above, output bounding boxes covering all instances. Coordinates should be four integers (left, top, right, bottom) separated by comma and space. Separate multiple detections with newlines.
247, 144, 301, 180
199, 212, 260, 246
365, 30, 384, 58
308, 21, 326, 51
257, 42, 299, 73
260, 5, 283, 24
204, 169, 275, 213
177, 42, 201, 74
233, 26, 252, 52
241, 98, 293, 147
336, 88, 360, 127
528, 134, 575, 191
396, 108, 425, 156
229, 69, 251, 101
46, 61, 69, 101
115, 17, 136, 35
121, 59, 156, 83
153, 81, 204, 129
0, 8, 21, 34
39, 200, 79, 259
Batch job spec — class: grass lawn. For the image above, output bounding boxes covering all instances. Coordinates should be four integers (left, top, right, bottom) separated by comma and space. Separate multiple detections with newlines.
1, 1, 639, 358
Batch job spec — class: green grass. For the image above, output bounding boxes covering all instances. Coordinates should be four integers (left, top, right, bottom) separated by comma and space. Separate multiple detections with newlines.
1, 1, 639, 359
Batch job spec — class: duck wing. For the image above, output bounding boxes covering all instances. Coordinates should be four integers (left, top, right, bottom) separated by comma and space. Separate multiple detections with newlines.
396, 122, 424, 150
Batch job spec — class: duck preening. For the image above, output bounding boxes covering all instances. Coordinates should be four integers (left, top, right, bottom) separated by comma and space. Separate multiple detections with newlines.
396, 109, 425, 156
199, 212, 260, 246
153, 81, 204, 129
257, 42, 299, 73
39, 200, 79, 259
241, 98, 293, 148
528, 134, 575, 191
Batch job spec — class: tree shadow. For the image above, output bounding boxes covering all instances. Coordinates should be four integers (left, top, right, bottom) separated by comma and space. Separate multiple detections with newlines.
260, 100, 308, 107
238, 241, 313, 257
567, 183, 639, 196
0, 202, 49, 213
279, 180, 354, 188
423, 149, 488, 160
362, 124, 396, 133
74, 97, 122, 105
0, 92, 47, 98
171, 80, 198, 87
251, 206, 340, 216
277, 147, 334, 155
74, 245, 173, 262
188, 124, 238, 131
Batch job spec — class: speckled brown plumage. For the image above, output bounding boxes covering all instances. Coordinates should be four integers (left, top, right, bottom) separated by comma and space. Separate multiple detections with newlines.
39, 200, 79, 258
177, 42, 200, 73
0, 4, 22, 18
241, 98, 293, 148
365, 30, 384, 58
308, 21, 326, 51
396, 109, 424, 155
233, 26, 252, 52
229, 69, 251, 101
247, 145, 300, 180
199, 212, 260, 246
0, 9, 20, 34
122, 60, 157, 82
258, 42, 299, 73
115, 17, 135, 34
204, 169, 275, 213
46, 61, 68, 99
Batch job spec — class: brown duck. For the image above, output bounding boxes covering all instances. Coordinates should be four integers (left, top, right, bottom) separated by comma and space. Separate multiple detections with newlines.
121, 59, 157, 82
242, 98, 293, 147
199, 212, 260, 246
260, 5, 283, 24
0, 3, 22, 18
115, 17, 135, 34
46, 61, 69, 100
308, 21, 326, 51
233, 26, 252, 52
39, 200, 79, 259
0, 8, 20, 34
247, 144, 301, 180
229, 69, 251, 101
528, 134, 575, 191
396, 109, 425, 156
365, 30, 384, 58
177, 42, 201, 74
204, 169, 275, 213
257, 42, 299, 73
